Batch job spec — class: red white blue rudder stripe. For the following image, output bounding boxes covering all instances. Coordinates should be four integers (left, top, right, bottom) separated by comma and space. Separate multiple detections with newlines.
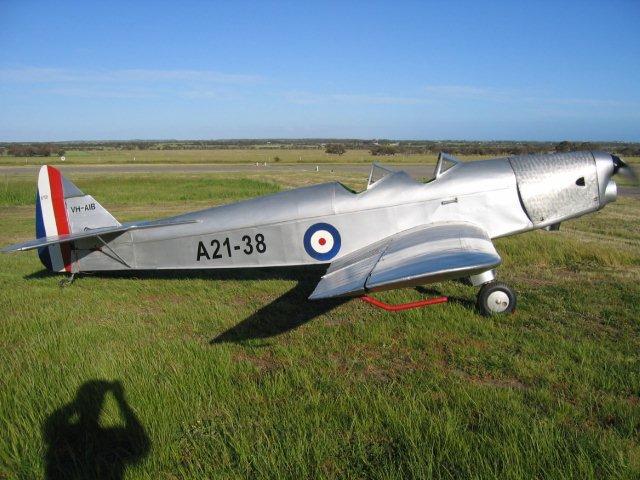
34, 165, 120, 272
35, 165, 72, 272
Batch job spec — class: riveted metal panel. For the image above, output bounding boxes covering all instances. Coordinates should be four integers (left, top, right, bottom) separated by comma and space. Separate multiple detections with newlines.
508, 152, 599, 226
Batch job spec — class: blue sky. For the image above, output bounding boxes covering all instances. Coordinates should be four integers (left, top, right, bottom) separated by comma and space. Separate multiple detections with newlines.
1, 0, 638, 141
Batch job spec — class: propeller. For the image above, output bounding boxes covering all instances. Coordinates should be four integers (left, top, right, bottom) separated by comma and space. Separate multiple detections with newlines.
612, 154, 639, 184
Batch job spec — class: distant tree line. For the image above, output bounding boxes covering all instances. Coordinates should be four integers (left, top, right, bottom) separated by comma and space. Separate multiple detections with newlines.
611, 145, 640, 156
3, 144, 65, 157
553, 141, 601, 152
1, 139, 638, 157
371, 145, 400, 156
367, 141, 640, 157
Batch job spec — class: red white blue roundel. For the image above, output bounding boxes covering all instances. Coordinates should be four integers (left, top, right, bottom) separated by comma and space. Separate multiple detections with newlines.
304, 223, 341, 261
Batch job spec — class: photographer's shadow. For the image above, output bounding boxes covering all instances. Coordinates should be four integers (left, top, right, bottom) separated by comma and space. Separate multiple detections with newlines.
43, 380, 150, 480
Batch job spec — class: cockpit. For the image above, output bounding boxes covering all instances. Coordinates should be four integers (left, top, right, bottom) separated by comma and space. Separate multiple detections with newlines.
432, 152, 461, 179
366, 163, 396, 189
365, 152, 462, 190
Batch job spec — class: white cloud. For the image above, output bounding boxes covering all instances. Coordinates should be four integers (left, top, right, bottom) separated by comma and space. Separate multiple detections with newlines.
0, 67, 263, 84
46, 87, 158, 99
423, 84, 638, 109
423, 85, 514, 101
282, 91, 430, 106
179, 89, 239, 100
424, 85, 494, 96
535, 97, 632, 108
0, 66, 263, 100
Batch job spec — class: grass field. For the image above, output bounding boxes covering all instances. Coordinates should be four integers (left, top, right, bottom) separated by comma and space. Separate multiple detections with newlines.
5, 149, 637, 167
1, 170, 639, 479
0, 149, 443, 166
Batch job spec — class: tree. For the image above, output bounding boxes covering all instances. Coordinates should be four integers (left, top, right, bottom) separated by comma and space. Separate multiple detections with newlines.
7, 143, 58, 157
370, 145, 398, 156
325, 143, 346, 155
578, 142, 601, 151
8, 144, 29, 156
554, 141, 575, 152
39, 144, 54, 156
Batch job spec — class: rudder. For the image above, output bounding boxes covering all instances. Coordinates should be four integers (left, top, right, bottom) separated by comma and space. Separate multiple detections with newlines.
35, 165, 120, 272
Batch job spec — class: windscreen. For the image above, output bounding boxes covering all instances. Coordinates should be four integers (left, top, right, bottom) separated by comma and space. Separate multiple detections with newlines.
367, 163, 395, 189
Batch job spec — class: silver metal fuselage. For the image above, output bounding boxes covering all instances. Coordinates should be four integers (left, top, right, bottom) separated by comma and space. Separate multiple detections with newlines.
71, 151, 617, 272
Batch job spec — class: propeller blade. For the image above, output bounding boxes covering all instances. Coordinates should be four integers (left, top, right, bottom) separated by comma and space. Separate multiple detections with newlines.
612, 155, 639, 184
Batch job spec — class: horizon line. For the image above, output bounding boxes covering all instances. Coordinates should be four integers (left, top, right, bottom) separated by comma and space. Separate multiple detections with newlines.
1, 137, 638, 145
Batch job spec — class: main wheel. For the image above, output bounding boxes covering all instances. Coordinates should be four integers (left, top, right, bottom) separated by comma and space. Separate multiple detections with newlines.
476, 282, 516, 316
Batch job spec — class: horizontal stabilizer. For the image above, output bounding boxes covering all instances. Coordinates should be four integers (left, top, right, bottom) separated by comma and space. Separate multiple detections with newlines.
2, 218, 199, 253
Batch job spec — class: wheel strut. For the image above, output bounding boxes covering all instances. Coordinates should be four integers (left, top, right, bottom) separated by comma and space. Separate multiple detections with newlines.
59, 273, 76, 288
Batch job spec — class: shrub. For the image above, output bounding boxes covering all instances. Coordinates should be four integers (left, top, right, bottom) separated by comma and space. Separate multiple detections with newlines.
370, 145, 398, 156
325, 144, 346, 155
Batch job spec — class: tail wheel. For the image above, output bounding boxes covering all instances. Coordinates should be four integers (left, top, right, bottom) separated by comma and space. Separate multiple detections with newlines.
476, 282, 516, 316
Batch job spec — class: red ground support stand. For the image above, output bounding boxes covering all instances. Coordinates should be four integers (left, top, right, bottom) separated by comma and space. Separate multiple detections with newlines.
360, 294, 448, 312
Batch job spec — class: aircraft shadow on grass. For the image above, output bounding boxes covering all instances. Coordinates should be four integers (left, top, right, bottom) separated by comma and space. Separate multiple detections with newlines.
25, 268, 479, 343
24, 265, 326, 282
210, 282, 478, 344
26, 266, 348, 343
43, 380, 150, 480
210, 278, 349, 344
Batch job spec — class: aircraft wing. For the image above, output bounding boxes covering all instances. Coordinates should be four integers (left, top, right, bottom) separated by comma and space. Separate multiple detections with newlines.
309, 222, 501, 299
1, 218, 199, 253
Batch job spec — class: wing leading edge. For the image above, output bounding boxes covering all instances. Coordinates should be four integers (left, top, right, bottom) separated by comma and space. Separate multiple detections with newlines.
309, 222, 501, 300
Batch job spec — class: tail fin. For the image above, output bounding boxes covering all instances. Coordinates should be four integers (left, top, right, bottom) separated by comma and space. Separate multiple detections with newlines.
35, 165, 120, 272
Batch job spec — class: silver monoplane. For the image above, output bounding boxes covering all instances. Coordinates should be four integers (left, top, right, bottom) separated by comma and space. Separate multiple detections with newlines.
2, 151, 635, 315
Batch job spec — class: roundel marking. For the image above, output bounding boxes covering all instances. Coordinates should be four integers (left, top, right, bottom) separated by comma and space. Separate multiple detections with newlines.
303, 223, 341, 261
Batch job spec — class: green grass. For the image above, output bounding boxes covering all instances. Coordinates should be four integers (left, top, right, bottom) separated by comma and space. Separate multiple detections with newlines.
0, 174, 281, 208
0, 148, 442, 166
0, 172, 639, 479
0, 148, 545, 166
1, 148, 638, 168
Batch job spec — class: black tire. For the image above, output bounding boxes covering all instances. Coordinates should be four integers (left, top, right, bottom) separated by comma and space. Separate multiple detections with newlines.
476, 282, 517, 316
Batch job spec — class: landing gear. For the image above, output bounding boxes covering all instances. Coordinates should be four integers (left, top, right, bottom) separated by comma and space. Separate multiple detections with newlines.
476, 282, 516, 316
58, 272, 76, 288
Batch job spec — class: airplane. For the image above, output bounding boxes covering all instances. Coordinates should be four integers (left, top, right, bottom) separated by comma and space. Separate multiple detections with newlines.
2, 151, 636, 316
